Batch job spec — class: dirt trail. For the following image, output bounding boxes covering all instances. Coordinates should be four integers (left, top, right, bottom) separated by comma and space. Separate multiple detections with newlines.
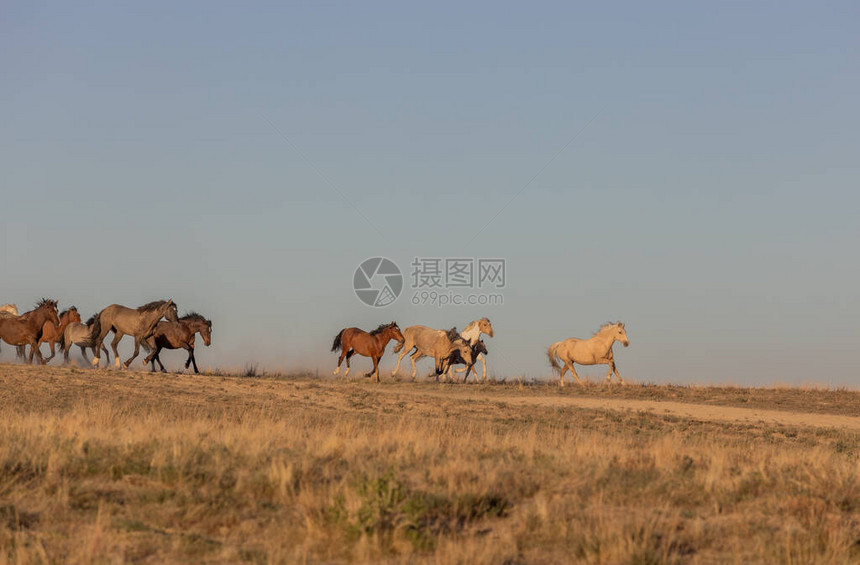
374, 384, 860, 432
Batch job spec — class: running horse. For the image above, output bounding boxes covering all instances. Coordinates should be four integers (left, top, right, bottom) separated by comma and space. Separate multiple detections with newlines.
89, 300, 180, 369
448, 339, 488, 383
59, 314, 111, 366
331, 322, 404, 383
142, 312, 212, 373
448, 317, 494, 381
391, 325, 473, 380
547, 322, 629, 386
16, 306, 82, 362
0, 299, 60, 364
0, 304, 18, 354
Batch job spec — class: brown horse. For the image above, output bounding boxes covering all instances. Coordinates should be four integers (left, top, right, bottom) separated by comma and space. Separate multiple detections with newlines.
17, 306, 82, 362
141, 312, 212, 373
0, 299, 60, 364
331, 322, 404, 382
89, 300, 180, 369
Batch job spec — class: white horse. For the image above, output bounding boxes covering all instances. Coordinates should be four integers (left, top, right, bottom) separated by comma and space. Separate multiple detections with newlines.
392, 325, 473, 380
446, 318, 494, 381
547, 322, 629, 386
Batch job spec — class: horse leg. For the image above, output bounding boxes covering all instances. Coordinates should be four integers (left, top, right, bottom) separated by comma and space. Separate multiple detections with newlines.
123, 336, 144, 369
155, 351, 167, 373
344, 350, 355, 377
187, 347, 199, 374
477, 353, 487, 382
45, 341, 57, 363
567, 362, 585, 386
333, 349, 348, 375
30, 340, 46, 365
372, 355, 381, 383
78, 345, 88, 364
392, 347, 411, 376
409, 351, 423, 379
609, 360, 624, 385
110, 332, 123, 369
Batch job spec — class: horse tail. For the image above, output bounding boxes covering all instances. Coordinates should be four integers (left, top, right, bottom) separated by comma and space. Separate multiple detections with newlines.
58, 331, 66, 353
16, 345, 26, 359
88, 313, 102, 345
547, 342, 562, 374
331, 329, 345, 352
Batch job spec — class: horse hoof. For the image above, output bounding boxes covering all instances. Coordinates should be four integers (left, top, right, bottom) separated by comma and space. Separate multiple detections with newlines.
92, 357, 100, 366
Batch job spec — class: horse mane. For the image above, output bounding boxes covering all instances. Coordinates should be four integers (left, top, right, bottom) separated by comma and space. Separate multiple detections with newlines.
138, 300, 169, 312
181, 312, 211, 325
57, 305, 77, 318
369, 322, 396, 336
85, 315, 98, 326
446, 327, 459, 341
594, 321, 624, 335
34, 298, 56, 309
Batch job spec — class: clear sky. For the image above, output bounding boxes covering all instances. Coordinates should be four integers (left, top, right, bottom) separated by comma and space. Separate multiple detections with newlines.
2, 1, 858, 385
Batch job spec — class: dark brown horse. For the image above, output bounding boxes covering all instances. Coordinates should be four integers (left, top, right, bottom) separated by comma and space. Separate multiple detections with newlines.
89, 300, 179, 369
331, 322, 404, 383
17, 306, 82, 362
141, 312, 212, 373
0, 299, 60, 364
448, 339, 489, 383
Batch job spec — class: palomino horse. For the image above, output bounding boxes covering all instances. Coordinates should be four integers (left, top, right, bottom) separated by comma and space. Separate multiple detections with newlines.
447, 339, 488, 383
0, 305, 19, 354
0, 299, 60, 364
547, 322, 629, 386
392, 326, 473, 380
16, 307, 81, 362
89, 300, 180, 369
331, 322, 404, 383
448, 318, 494, 381
0, 304, 18, 316
59, 315, 111, 366
142, 312, 212, 373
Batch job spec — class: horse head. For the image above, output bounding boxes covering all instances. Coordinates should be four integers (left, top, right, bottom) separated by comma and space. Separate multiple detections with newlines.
38, 299, 59, 326
454, 338, 473, 365
615, 322, 629, 347
201, 320, 212, 346
391, 322, 404, 343
479, 317, 494, 338
163, 299, 180, 322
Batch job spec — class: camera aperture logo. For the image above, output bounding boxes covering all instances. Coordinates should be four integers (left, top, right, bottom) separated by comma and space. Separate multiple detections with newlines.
353, 257, 403, 307
353, 257, 505, 308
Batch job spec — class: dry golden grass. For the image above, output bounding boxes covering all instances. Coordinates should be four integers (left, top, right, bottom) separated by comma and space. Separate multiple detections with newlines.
1, 363, 858, 564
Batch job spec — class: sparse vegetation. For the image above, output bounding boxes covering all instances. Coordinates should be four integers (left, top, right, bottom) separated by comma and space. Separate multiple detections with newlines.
0, 364, 858, 563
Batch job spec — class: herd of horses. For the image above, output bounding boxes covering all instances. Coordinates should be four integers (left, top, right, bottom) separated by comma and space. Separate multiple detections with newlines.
331, 318, 630, 386
0, 299, 212, 373
1, 300, 630, 386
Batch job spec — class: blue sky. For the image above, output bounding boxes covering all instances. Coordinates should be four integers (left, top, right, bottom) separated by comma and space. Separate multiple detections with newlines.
2, 1, 858, 384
